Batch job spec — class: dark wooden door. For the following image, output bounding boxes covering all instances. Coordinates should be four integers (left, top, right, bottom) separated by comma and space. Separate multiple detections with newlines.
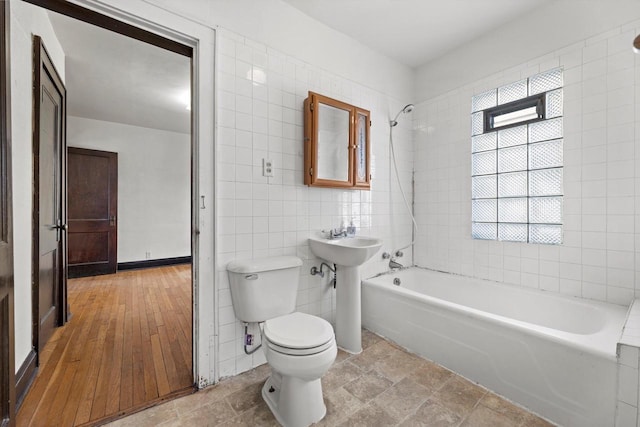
0, 1, 15, 425
33, 35, 67, 357
67, 147, 117, 278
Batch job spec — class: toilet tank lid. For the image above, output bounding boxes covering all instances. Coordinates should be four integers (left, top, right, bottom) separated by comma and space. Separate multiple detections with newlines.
227, 256, 303, 274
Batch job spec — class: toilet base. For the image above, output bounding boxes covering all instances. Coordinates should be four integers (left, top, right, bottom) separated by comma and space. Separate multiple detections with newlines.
262, 371, 327, 427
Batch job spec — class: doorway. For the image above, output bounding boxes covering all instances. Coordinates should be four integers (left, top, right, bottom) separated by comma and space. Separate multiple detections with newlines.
15, 0, 197, 424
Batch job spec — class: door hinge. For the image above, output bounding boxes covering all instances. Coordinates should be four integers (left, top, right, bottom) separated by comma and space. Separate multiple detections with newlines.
310, 102, 314, 111
309, 167, 313, 176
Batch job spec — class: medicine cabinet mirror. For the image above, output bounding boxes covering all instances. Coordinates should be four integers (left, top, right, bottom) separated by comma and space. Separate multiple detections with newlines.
304, 91, 371, 189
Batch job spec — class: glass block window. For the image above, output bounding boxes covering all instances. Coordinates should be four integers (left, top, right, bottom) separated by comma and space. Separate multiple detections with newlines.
471, 69, 563, 244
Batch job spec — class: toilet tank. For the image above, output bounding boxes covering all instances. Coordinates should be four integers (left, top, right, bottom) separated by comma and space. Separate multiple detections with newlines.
227, 256, 303, 323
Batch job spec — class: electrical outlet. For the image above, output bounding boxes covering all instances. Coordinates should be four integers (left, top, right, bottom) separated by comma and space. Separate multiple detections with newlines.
262, 158, 273, 177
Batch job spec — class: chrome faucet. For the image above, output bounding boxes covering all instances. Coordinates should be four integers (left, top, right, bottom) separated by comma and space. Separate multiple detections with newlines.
389, 258, 403, 269
329, 227, 347, 239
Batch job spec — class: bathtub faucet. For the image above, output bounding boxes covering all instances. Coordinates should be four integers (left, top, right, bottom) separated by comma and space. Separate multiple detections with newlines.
389, 258, 403, 269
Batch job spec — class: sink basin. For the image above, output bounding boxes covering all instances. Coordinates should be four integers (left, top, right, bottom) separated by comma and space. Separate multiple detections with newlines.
309, 236, 383, 267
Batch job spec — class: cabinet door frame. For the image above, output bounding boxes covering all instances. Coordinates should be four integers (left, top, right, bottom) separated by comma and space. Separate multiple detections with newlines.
304, 91, 371, 190
353, 107, 371, 189
304, 92, 355, 188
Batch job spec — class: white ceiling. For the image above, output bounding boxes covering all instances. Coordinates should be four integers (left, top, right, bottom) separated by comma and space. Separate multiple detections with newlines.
47, 11, 191, 134
281, 0, 552, 68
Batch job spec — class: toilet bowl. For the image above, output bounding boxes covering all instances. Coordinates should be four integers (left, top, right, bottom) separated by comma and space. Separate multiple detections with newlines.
226, 256, 337, 427
261, 312, 337, 426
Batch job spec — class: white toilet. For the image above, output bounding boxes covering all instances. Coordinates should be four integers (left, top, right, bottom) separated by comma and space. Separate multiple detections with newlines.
227, 256, 337, 427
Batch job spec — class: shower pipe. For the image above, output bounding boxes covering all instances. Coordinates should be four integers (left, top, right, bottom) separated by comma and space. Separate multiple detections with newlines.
389, 104, 417, 259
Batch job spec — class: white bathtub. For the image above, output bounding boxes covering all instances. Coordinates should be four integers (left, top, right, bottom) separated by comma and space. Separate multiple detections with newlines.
362, 268, 628, 427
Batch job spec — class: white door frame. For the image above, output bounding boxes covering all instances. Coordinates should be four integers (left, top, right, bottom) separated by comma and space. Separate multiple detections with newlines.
68, 0, 217, 387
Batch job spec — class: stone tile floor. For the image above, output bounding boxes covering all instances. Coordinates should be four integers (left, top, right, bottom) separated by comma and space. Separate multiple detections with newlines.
107, 330, 555, 426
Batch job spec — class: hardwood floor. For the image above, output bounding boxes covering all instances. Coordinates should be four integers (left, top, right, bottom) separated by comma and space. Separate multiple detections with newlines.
17, 264, 194, 427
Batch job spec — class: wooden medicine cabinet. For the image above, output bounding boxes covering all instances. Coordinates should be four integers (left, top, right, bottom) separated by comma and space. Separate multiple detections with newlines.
304, 92, 371, 189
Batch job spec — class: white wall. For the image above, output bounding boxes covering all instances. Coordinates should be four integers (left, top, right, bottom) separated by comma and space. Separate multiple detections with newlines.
10, 1, 66, 372
415, 0, 640, 102
67, 116, 191, 263
214, 28, 414, 377
413, 13, 640, 306
117, 0, 415, 378
142, 0, 414, 103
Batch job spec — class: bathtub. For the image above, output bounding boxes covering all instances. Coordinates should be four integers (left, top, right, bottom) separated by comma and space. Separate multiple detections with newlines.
362, 268, 628, 427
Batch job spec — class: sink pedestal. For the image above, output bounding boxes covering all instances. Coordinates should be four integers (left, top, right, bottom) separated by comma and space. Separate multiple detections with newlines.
335, 265, 361, 353
307, 235, 382, 355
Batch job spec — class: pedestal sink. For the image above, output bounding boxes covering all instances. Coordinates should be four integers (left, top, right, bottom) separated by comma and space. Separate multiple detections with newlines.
309, 236, 382, 353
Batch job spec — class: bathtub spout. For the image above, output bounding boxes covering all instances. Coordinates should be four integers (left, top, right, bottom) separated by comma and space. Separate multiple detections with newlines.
389, 259, 403, 269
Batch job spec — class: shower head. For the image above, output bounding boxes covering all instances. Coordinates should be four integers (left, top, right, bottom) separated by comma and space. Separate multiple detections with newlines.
402, 104, 415, 114
390, 104, 415, 127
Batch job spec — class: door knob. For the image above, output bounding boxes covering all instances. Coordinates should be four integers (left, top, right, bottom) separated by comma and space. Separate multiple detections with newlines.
52, 221, 67, 231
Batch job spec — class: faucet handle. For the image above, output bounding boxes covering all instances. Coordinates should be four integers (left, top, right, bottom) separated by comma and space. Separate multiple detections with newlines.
329, 227, 347, 239
382, 252, 391, 259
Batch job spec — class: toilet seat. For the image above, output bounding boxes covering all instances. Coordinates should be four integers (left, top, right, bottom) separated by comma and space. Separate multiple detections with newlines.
266, 338, 334, 356
264, 312, 334, 356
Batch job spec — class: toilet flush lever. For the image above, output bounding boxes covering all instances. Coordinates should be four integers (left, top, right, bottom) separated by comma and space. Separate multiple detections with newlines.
244, 274, 258, 280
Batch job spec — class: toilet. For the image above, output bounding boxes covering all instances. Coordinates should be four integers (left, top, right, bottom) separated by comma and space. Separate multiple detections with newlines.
227, 256, 337, 427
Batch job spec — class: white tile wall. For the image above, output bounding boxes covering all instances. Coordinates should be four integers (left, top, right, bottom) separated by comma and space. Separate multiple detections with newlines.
214, 29, 413, 377
414, 19, 640, 307
618, 299, 640, 427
